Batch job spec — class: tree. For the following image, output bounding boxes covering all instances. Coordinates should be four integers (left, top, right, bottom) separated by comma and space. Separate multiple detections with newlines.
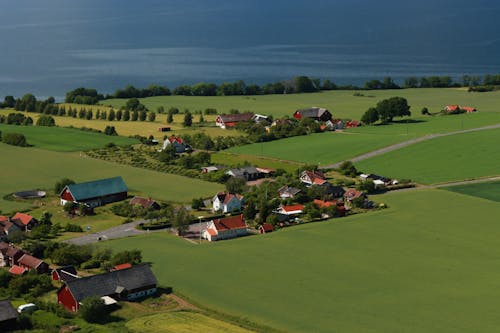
116, 109, 123, 121
3, 95, 15, 108
183, 111, 193, 127
36, 115, 55, 126
225, 177, 247, 194
131, 110, 139, 121
360, 107, 379, 125
139, 110, 147, 121
376, 97, 411, 123
338, 160, 358, 177
303, 202, 321, 220
167, 111, 174, 124
108, 109, 115, 121
79, 296, 108, 323
39, 211, 52, 226
173, 207, 192, 236
148, 112, 156, 122
243, 198, 257, 220
85, 109, 93, 120
3, 133, 27, 146
421, 107, 430, 115
54, 178, 75, 194
191, 197, 205, 210
111, 249, 142, 265
357, 180, 376, 194
123, 109, 130, 121
199, 113, 204, 123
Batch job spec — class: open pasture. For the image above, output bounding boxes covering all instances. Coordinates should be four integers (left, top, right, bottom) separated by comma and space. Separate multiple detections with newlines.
444, 180, 500, 202
104, 189, 500, 333
0, 144, 223, 212
104, 88, 500, 120
356, 128, 500, 184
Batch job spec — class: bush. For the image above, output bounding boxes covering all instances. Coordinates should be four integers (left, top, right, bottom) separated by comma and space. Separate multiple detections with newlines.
64, 223, 83, 232
36, 115, 56, 126
2, 132, 28, 146
79, 296, 108, 323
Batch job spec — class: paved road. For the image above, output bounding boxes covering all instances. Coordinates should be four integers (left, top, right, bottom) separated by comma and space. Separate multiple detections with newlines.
320, 123, 500, 169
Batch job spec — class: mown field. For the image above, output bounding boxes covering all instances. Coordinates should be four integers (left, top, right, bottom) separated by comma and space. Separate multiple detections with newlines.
104, 88, 500, 119
444, 180, 500, 202
356, 128, 500, 184
0, 123, 138, 151
103, 189, 500, 333
0, 144, 223, 213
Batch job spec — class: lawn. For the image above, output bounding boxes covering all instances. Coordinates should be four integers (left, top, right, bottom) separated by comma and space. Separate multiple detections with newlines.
444, 180, 500, 202
0, 123, 138, 152
104, 88, 500, 120
103, 189, 500, 333
226, 131, 407, 165
356, 128, 500, 184
0, 144, 223, 213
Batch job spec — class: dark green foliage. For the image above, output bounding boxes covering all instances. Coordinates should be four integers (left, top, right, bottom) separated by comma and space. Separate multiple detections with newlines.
0, 269, 12, 288
104, 125, 118, 136
174, 85, 193, 96
111, 249, 142, 266
85, 109, 93, 120
8, 271, 54, 297
108, 109, 115, 121
226, 177, 247, 194
116, 109, 123, 121
421, 107, 430, 115
191, 197, 205, 210
51, 244, 93, 267
361, 107, 379, 125
148, 112, 156, 121
65, 87, 103, 104
2, 95, 15, 108
55, 178, 75, 194
376, 97, 411, 123
357, 180, 377, 194
139, 110, 147, 121
131, 110, 139, 121
36, 115, 55, 126
293, 76, 319, 93
79, 296, 108, 323
338, 161, 358, 177
64, 223, 83, 232
183, 111, 193, 127
2, 132, 28, 146
172, 207, 193, 236
125, 98, 147, 111
123, 109, 130, 121
5, 112, 33, 125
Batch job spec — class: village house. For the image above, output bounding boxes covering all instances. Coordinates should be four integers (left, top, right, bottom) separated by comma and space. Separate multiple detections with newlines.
444, 105, 477, 113
345, 120, 361, 128
201, 165, 224, 173
276, 204, 305, 216
212, 192, 244, 213
252, 114, 270, 124
60, 176, 128, 208
18, 254, 49, 274
0, 300, 19, 331
0, 216, 21, 238
161, 135, 188, 153
52, 266, 79, 282
226, 166, 262, 181
3, 245, 24, 267
11, 212, 38, 232
215, 112, 255, 129
57, 264, 157, 312
278, 185, 302, 199
293, 107, 332, 122
321, 182, 346, 198
259, 223, 274, 234
129, 196, 161, 210
203, 214, 248, 242
343, 189, 366, 203
313, 199, 346, 217
300, 170, 327, 186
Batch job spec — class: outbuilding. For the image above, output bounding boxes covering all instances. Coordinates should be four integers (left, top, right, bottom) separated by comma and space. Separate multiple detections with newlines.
60, 176, 128, 208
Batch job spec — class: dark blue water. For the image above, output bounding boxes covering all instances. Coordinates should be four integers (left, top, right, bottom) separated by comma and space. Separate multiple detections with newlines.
1, 0, 499, 99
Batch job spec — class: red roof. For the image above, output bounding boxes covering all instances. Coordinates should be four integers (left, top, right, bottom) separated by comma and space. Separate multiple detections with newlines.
281, 204, 304, 213
11, 212, 34, 226
130, 196, 158, 209
113, 263, 132, 271
215, 192, 244, 204
445, 105, 460, 111
167, 135, 183, 144
9, 265, 26, 275
344, 189, 364, 200
207, 229, 217, 236
0, 216, 8, 222
461, 106, 476, 112
19, 254, 44, 269
313, 199, 337, 208
302, 170, 326, 185
213, 214, 246, 231
260, 223, 274, 232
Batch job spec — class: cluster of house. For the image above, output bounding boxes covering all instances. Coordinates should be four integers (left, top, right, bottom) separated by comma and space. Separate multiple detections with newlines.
359, 173, 398, 188
0, 212, 38, 238
0, 242, 49, 275
202, 169, 368, 242
444, 105, 477, 113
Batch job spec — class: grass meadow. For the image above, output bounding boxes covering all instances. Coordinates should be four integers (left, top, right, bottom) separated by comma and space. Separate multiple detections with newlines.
0, 144, 223, 213
0, 123, 138, 151
104, 88, 500, 120
356, 128, 500, 184
444, 180, 500, 202
103, 189, 500, 333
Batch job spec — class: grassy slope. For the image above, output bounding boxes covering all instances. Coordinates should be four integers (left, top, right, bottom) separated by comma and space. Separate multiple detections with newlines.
444, 181, 500, 202
103, 189, 500, 333
0, 144, 223, 212
356, 128, 500, 184
104, 88, 500, 119
0, 123, 137, 151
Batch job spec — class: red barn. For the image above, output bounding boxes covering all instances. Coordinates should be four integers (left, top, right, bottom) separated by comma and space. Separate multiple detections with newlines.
215, 113, 254, 129
60, 176, 128, 208
52, 266, 79, 282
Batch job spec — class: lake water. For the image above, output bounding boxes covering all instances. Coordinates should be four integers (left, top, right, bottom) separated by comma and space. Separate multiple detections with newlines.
1, 0, 499, 99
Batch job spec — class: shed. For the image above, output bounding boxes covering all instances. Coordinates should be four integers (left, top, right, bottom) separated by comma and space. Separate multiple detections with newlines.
0, 300, 18, 330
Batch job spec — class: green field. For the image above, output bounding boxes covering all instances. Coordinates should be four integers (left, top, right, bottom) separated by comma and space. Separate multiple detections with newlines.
226, 131, 407, 165
126, 311, 255, 333
444, 181, 500, 202
0, 123, 138, 151
104, 88, 500, 119
0, 144, 223, 212
103, 189, 500, 333
356, 128, 500, 184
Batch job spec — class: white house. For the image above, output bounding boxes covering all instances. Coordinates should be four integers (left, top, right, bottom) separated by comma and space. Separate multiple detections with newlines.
202, 214, 247, 242
275, 204, 304, 216
161, 136, 188, 153
300, 170, 326, 186
212, 192, 244, 213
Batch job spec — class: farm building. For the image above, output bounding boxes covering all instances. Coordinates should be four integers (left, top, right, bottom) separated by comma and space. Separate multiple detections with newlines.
203, 214, 248, 242
1, 245, 24, 267
259, 223, 274, 234
278, 185, 302, 199
293, 107, 332, 121
60, 176, 128, 208
212, 192, 244, 213
18, 254, 49, 274
215, 112, 255, 129
161, 135, 189, 153
226, 166, 262, 181
11, 212, 38, 231
129, 196, 161, 210
321, 182, 346, 198
0, 300, 18, 330
0, 217, 21, 238
57, 264, 157, 312
300, 170, 326, 186
52, 266, 79, 282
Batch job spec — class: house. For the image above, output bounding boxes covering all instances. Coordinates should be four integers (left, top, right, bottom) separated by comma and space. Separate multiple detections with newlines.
0, 300, 19, 330
359, 174, 394, 187
276, 204, 304, 216
328, 119, 344, 130
4, 246, 24, 267
201, 165, 222, 173
57, 264, 157, 312
252, 114, 270, 124
129, 196, 161, 210
18, 254, 49, 274
321, 182, 346, 198
314, 199, 346, 217
161, 135, 188, 153
60, 176, 128, 208
461, 106, 477, 113
8, 265, 26, 275
278, 185, 302, 199
226, 166, 262, 181
215, 113, 255, 129
52, 266, 79, 282
0, 216, 21, 238
259, 223, 274, 234
0, 242, 10, 267
345, 120, 361, 128
202, 214, 247, 242
300, 170, 326, 186
212, 192, 244, 213
11, 212, 38, 231
293, 107, 332, 122
444, 105, 476, 113
444, 105, 460, 112
344, 189, 365, 202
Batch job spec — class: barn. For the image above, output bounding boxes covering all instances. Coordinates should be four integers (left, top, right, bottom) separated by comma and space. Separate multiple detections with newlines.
60, 176, 128, 208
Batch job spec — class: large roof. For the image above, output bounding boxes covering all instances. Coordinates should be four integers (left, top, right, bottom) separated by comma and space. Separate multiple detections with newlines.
218, 113, 254, 123
54, 266, 79, 282
64, 177, 128, 201
0, 300, 18, 322
213, 214, 246, 231
64, 264, 157, 302
295, 107, 330, 118
11, 212, 35, 225
19, 254, 44, 269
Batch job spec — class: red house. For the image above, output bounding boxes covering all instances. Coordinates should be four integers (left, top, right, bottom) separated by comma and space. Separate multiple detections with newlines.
215, 113, 254, 129
52, 266, 79, 282
259, 223, 274, 234
18, 254, 49, 274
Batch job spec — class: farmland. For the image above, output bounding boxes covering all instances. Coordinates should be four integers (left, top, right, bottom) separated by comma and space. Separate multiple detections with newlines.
444, 180, 500, 202
355, 128, 500, 184
0, 143, 223, 213
103, 189, 500, 333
